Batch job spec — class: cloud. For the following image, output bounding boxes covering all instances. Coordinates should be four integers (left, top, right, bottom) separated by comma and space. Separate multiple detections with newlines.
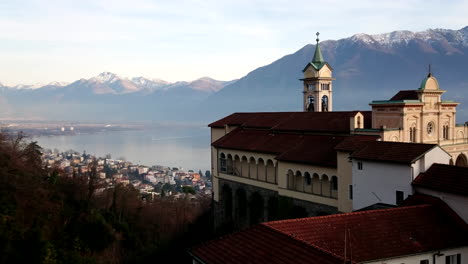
0, 0, 467, 84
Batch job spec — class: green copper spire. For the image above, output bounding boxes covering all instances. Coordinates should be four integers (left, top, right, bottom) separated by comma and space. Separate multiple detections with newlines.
312, 32, 324, 63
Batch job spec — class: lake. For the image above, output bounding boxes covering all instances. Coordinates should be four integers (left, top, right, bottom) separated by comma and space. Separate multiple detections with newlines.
34, 125, 211, 172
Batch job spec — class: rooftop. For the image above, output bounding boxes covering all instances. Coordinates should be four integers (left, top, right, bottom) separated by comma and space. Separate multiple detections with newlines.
209, 111, 372, 133
390, 90, 419, 101
191, 202, 468, 264
349, 141, 438, 164
413, 163, 468, 197
212, 128, 346, 167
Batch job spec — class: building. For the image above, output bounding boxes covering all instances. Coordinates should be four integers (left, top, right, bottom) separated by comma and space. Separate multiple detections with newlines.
413, 163, 468, 223
369, 73, 468, 165
208, 34, 468, 228
191, 194, 468, 264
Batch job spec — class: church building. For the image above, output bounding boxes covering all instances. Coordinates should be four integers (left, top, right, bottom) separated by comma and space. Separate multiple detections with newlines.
208, 33, 468, 229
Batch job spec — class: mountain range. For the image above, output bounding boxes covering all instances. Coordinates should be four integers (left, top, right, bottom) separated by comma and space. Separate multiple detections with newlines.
0, 73, 234, 121
1, 26, 467, 123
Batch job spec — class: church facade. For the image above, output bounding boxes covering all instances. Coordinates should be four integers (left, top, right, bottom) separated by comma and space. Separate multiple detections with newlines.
368, 74, 468, 165
209, 35, 468, 229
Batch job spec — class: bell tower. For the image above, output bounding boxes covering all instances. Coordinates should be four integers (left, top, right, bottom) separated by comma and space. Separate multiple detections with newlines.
301, 32, 334, 112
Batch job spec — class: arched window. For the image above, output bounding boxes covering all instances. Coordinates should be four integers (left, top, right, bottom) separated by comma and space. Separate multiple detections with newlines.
305, 172, 312, 185
321, 95, 329, 112
257, 158, 266, 181
321, 174, 330, 197
456, 154, 468, 167
233, 155, 241, 176
227, 154, 233, 174
220, 153, 227, 172
287, 170, 295, 190
307, 96, 315, 112
409, 124, 417, 143
312, 173, 320, 194
304, 172, 312, 193
241, 156, 249, 177
331, 176, 338, 199
266, 160, 275, 183
295, 171, 303, 192
357, 116, 361, 128
443, 124, 449, 140
249, 157, 257, 179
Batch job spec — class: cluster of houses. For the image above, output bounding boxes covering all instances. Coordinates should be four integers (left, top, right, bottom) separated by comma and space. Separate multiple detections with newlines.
41, 149, 212, 198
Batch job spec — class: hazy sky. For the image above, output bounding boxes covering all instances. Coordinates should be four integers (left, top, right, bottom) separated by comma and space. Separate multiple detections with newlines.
1, 0, 467, 85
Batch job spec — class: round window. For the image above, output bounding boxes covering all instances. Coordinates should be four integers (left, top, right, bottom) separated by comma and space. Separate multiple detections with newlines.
427, 122, 434, 135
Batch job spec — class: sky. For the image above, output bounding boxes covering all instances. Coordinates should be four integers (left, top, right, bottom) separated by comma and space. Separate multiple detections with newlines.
0, 0, 467, 85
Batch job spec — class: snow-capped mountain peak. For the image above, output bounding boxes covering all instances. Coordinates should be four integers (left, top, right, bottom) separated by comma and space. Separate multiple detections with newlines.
349, 27, 468, 47
92, 72, 120, 83
47, 81, 69, 87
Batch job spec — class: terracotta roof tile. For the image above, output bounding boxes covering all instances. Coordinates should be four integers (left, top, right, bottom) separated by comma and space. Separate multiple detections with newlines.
209, 111, 373, 132
191, 204, 468, 264
190, 224, 340, 264
350, 141, 437, 164
334, 135, 381, 152
212, 128, 347, 167
413, 163, 468, 197
275, 135, 344, 167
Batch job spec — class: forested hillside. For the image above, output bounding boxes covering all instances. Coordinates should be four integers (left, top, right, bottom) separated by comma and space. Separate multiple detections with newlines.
0, 131, 212, 263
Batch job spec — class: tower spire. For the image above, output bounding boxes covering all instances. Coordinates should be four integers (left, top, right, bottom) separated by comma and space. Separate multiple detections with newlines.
312, 32, 324, 63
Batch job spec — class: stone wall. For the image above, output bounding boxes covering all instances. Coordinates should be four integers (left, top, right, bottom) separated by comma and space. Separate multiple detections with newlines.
214, 178, 339, 231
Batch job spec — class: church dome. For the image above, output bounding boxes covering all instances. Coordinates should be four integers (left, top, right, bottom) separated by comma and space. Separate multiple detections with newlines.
419, 74, 440, 90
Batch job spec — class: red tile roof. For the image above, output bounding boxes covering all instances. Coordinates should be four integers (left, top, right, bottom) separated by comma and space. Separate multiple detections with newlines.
212, 128, 347, 167
413, 163, 468, 197
191, 204, 468, 264
390, 90, 420, 101
208, 111, 373, 133
350, 141, 437, 164
334, 135, 381, 152
190, 224, 340, 264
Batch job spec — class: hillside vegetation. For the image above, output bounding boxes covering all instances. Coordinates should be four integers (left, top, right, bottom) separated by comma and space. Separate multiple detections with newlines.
0, 131, 211, 263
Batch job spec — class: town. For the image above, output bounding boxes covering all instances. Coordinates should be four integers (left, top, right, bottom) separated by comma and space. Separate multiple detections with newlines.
41, 149, 212, 199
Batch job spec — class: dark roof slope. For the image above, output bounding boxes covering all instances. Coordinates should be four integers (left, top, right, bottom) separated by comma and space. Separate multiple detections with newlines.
191, 204, 468, 264
212, 128, 347, 167
190, 224, 340, 264
266, 204, 468, 263
334, 135, 380, 152
350, 141, 437, 164
390, 90, 420, 101
413, 163, 468, 197
209, 111, 373, 133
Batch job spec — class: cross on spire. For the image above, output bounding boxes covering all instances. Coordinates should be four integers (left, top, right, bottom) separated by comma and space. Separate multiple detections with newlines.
428, 64, 433, 77
312, 32, 324, 63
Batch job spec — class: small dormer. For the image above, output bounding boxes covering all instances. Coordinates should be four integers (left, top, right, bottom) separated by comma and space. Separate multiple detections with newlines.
350, 112, 365, 130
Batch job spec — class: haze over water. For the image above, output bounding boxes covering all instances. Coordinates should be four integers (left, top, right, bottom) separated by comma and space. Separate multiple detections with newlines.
34, 126, 211, 172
